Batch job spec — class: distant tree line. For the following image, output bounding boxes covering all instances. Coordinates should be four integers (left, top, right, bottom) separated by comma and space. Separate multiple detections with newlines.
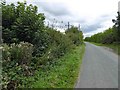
85, 12, 120, 44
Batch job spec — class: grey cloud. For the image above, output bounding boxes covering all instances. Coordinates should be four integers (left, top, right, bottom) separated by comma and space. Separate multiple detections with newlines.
81, 14, 113, 33
33, 2, 113, 34
82, 24, 102, 33
34, 2, 71, 17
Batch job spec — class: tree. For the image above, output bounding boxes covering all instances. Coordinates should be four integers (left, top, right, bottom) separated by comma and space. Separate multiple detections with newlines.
84, 11, 120, 44
84, 28, 115, 44
2, 2, 45, 44
112, 12, 120, 42
65, 26, 83, 45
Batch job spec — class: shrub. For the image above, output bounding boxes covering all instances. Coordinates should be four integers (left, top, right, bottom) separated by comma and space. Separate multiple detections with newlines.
2, 42, 33, 66
2, 42, 34, 89
65, 26, 83, 45
33, 28, 73, 66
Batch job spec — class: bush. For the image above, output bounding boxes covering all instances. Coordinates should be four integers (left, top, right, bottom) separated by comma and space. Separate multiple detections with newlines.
2, 1, 84, 89
2, 2, 45, 44
65, 26, 83, 45
3, 42, 33, 65
34, 28, 73, 66
2, 42, 34, 89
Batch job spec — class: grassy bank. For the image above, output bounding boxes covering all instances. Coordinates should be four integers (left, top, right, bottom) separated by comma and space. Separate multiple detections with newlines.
90, 42, 120, 55
30, 44, 85, 88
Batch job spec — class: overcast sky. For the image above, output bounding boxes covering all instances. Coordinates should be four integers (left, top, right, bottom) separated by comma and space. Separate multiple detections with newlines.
6, 0, 119, 37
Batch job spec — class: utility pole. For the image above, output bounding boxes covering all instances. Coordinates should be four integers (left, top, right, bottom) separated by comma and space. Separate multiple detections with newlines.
65, 22, 71, 30
51, 24, 54, 29
68, 22, 70, 30
78, 24, 81, 31
47, 21, 49, 27
118, 1, 120, 12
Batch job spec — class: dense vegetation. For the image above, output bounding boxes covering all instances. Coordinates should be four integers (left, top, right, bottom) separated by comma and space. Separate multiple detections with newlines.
84, 27, 117, 44
1, 2, 84, 89
32, 44, 85, 88
84, 12, 120, 54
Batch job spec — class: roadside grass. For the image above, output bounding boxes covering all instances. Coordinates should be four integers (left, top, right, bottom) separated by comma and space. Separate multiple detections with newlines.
31, 44, 85, 88
90, 42, 120, 55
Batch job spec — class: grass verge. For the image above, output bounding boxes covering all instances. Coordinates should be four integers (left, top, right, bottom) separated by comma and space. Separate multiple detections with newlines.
90, 42, 120, 55
30, 44, 85, 88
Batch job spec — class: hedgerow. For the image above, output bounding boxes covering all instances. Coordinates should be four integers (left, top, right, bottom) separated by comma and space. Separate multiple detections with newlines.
1, 1, 84, 89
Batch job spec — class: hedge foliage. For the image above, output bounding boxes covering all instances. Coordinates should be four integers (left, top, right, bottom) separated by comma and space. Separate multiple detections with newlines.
2, 1, 83, 89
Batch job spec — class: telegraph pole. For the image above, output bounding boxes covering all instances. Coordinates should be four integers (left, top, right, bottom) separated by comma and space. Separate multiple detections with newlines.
47, 21, 49, 27
51, 24, 54, 29
65, 22, 71, 30
68, 22, 70, 30
78, 24, 80, 31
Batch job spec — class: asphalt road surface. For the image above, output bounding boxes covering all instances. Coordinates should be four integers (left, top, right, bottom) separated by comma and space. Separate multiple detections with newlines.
75, 42, 118, 88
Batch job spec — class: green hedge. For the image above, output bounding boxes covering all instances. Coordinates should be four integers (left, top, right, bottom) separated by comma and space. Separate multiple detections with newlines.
2, 42, 34, 89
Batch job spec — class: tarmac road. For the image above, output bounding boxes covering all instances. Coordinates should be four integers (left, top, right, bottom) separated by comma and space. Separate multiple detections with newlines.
75, 42, 118, 88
